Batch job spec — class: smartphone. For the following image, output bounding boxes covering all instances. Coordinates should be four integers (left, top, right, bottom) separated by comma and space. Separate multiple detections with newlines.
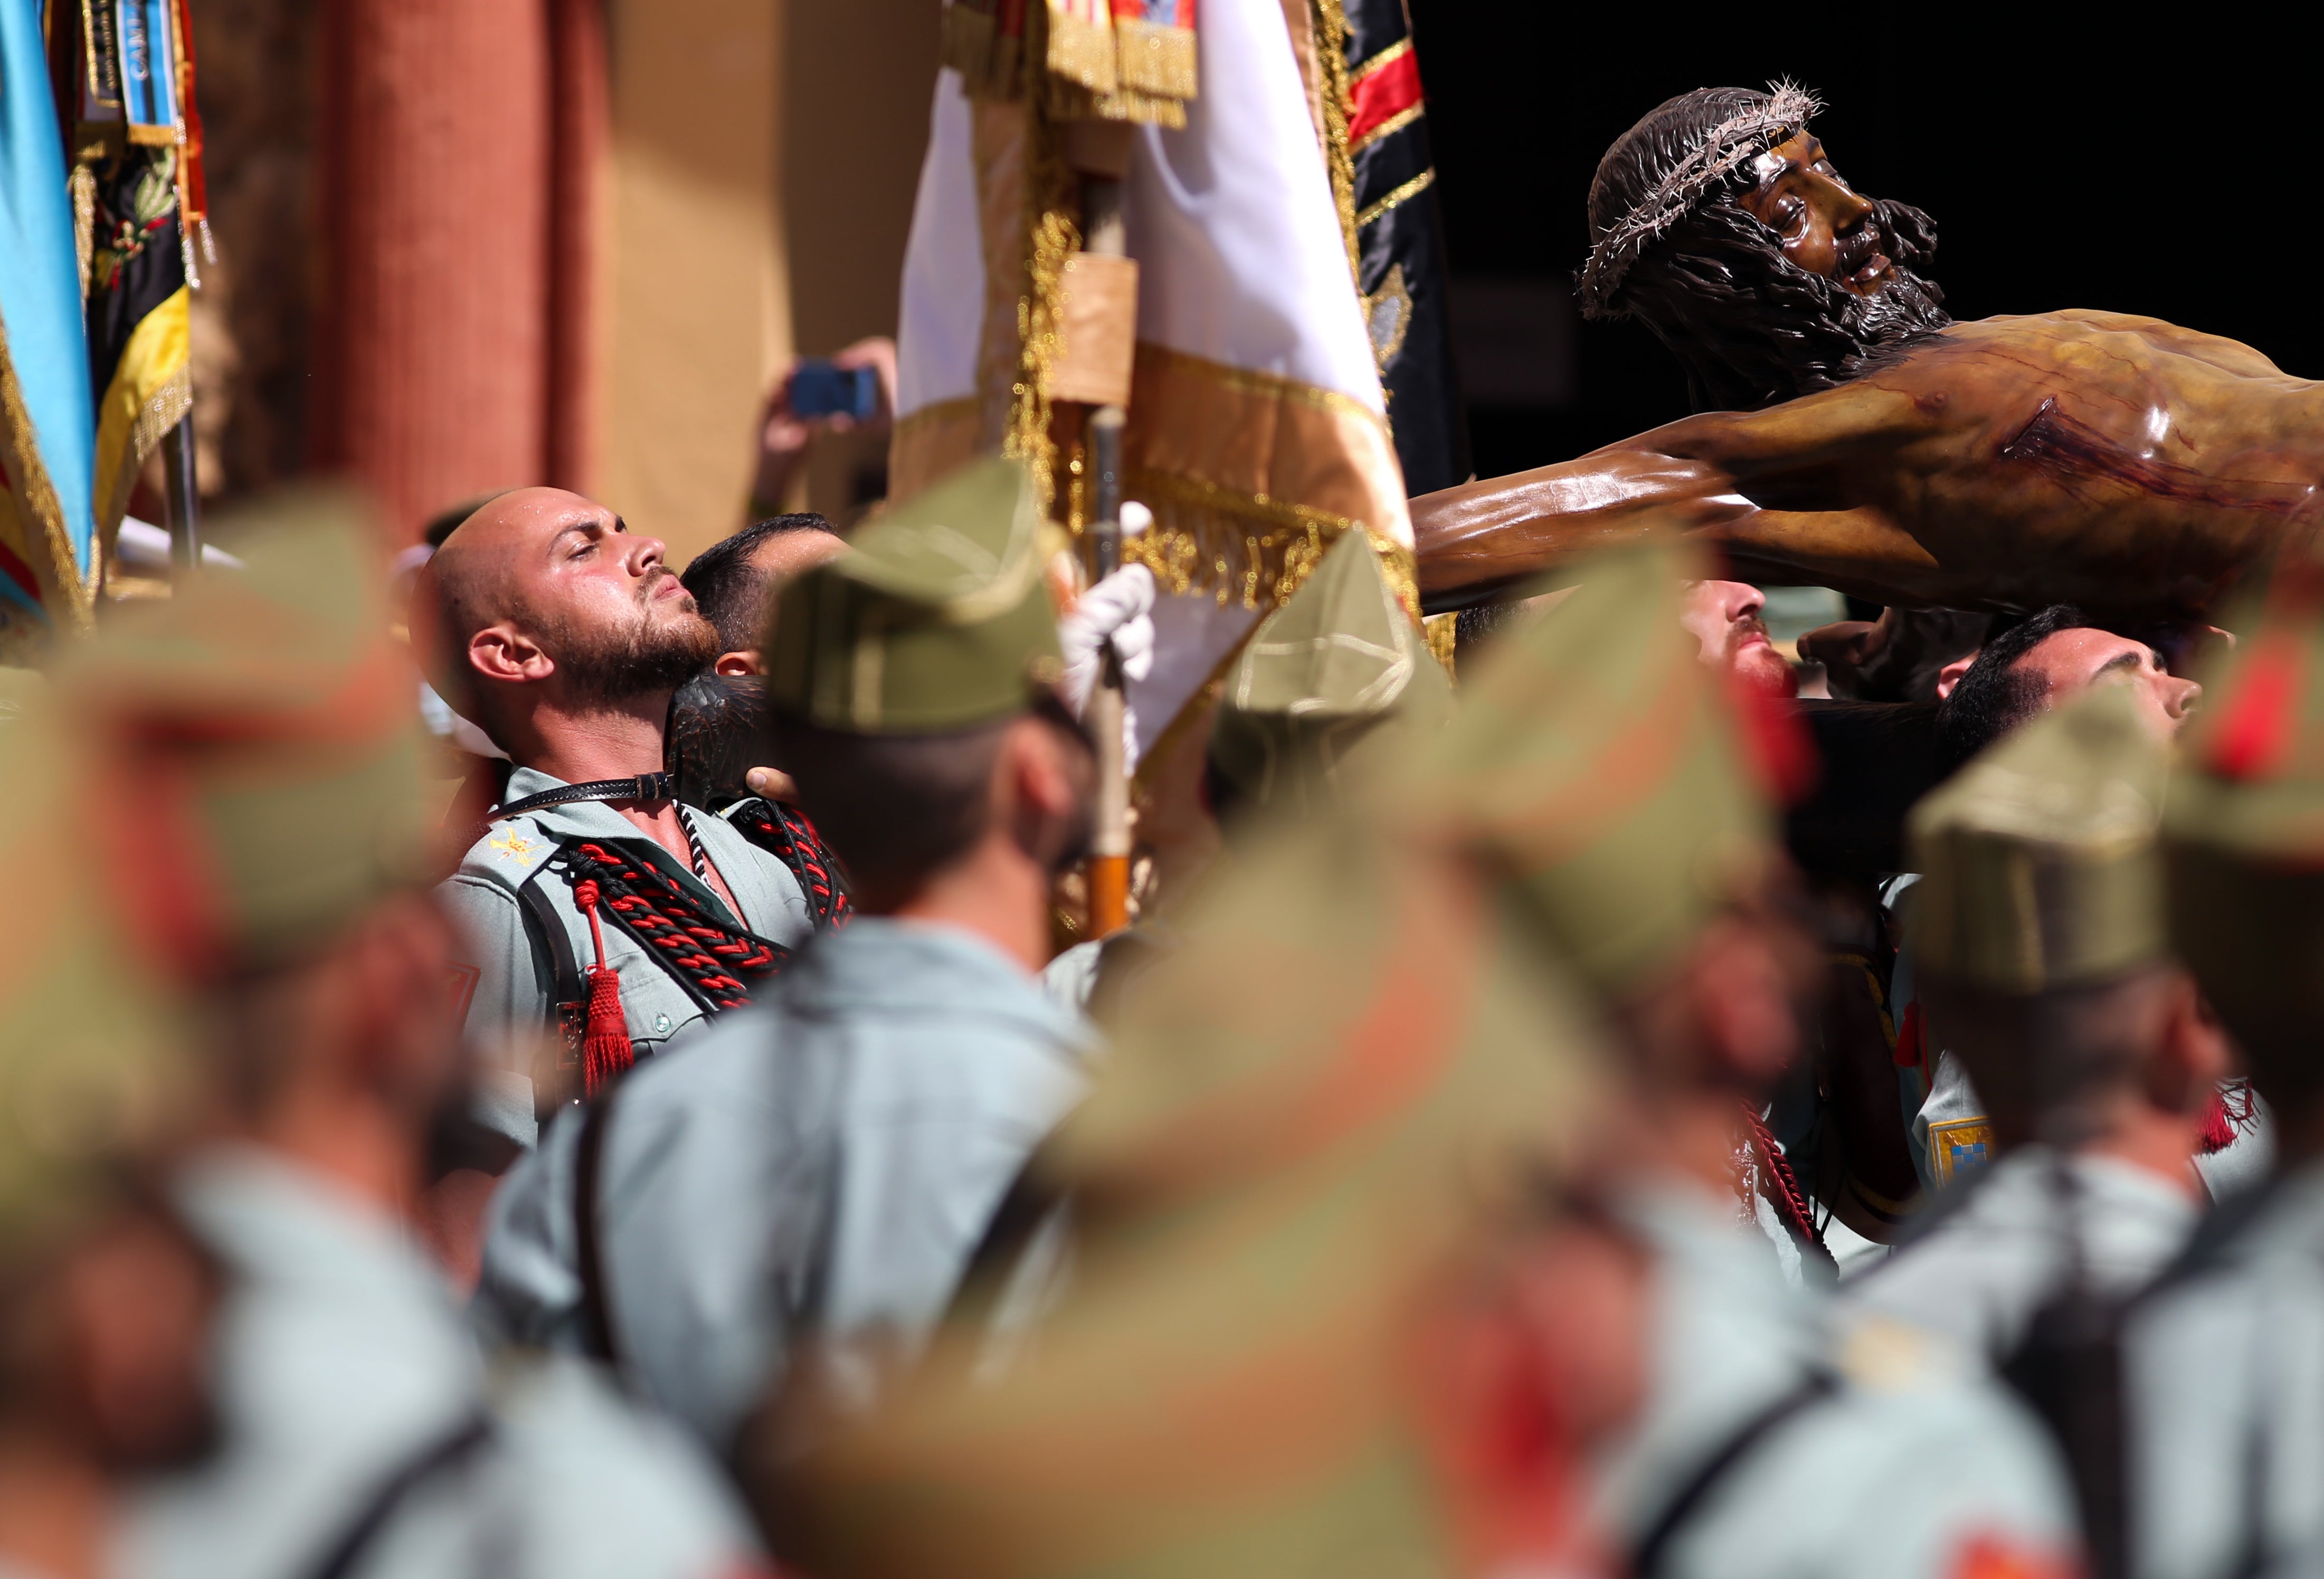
789, 359, 881, 422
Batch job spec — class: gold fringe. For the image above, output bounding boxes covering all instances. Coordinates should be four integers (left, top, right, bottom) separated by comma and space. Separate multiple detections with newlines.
1004, 13, 1080, 522
1309, 0, 1360, 289
1045, 77, 1188, 128
70, 164, 97, 303
1422, 610, 1458, 679
99, 365, 192, 551
1044, 3, 1118, 93
1122, 464, 1418, 619
1114, 17, 1197, 100
0, 317, 94, 629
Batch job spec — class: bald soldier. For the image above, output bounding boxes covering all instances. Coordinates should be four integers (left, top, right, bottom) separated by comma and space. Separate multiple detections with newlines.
416, 489, 829, 1133
1405, 544, 2080, 1578
13, 495, 771, 1579
2123, 565, 2324, 1579
476, 460, 1097, 1456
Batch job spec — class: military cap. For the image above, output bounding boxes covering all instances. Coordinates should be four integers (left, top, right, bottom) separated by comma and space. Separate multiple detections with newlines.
773, 809, 1602, 1579
0, 488, 427, 1258
1207, 529, 1452, 817
2159, 563, 2324, 1069
1909, 683, 2168, 996
1401, 539, 1778, 1001
0, 697, 185, 1264
762, 459, 1064, 733
54, 486, 433, 974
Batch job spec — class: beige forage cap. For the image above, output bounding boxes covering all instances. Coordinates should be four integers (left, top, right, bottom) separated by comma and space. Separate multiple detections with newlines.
1909, 682, 2169, 995
1398, 537, 1784, 1001
761, 458, 1065, 733
1207, 530, 1451, 817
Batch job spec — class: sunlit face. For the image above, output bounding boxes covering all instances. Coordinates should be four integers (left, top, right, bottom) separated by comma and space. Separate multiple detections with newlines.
1677, 579, 1797, 698
1738, 130, 1892, 297
2016, 627, 2203, 737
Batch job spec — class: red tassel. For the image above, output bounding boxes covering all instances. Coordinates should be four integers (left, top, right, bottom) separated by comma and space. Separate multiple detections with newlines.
1894, 1000, 1925, 1071
2196, 1087, 2240, 1155
572, 879, 634, 1099
2206, 629, 2304, 782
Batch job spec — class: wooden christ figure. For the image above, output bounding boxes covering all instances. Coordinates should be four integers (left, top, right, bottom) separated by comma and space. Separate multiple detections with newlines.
1416, 84, 2324, 623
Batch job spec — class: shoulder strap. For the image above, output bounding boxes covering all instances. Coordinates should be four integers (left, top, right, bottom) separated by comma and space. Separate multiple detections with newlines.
295, 1412, 495, 1579
940, 1159, 1062, 1330
573, 1087, 624, 1367
487, 771, 678, 826
515, 863, 586, 1070
1630, 1369, 1841, 1579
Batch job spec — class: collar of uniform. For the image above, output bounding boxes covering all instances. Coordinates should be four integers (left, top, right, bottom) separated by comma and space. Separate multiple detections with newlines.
783, 917, 1094, 1055
1593, 1176, 1829, 1540
169, 1145, 482, 1373
491, 766, 746, 931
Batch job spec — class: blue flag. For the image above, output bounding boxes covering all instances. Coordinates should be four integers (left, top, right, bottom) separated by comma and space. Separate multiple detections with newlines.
0, 0, 99, 649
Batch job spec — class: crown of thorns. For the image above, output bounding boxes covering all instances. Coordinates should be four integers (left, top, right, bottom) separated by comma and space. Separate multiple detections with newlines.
1576, 81, 1823, 319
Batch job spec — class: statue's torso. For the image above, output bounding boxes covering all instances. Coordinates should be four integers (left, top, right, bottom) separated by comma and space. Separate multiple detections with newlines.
1648, 310, 2324, 614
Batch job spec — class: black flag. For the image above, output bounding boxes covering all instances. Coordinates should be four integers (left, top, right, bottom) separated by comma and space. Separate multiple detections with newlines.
1339, 0, 1469, 495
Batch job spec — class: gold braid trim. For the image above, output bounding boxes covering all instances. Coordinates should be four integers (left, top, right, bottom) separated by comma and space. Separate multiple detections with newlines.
1003, 4, 1080, 520
1308, 0, 1360, 289
70, 164, 97, 303
0, 316, 94, 630
1122, 463, 1417, 618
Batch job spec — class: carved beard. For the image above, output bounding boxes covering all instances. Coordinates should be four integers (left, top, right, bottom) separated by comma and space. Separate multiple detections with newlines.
1614, 192, 1952, 414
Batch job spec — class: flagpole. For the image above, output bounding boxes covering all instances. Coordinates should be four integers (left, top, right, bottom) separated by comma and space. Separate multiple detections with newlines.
162, 414, 201, 575
1079, 165, 1132, 939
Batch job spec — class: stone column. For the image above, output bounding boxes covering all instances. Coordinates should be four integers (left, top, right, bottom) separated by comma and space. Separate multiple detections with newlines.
314, 0, 551, 541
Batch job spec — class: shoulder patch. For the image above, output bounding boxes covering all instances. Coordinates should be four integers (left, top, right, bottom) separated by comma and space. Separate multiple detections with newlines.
1927, 1116, 1996, 1188
472, 825, 551, 879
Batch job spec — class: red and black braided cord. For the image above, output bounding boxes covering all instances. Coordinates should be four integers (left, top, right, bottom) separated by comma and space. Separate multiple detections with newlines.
1741, 1102, 1837, 1269
554, 841, 790, 1014
728, 797, 852, 931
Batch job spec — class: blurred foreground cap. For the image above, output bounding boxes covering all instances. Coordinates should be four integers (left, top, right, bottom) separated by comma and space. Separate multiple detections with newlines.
54, 485, 432, 976
1405, 539, 1777, 1001
762, 459, 1064, 733
1909, 683, 2168, 995
1207, 530, 1452, 817
0, 486, 428, 1258
2160, 557, 2324, 1061
0, 699, 183, 1264
772, 811, 1601, 1578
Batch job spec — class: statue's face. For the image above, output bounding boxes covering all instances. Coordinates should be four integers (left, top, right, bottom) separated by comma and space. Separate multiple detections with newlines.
1739, 131, 1891, 297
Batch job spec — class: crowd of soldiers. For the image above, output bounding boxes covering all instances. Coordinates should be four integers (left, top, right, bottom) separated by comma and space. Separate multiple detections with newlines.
16, 52, 2324, 1576
7, 429, 2324, 1579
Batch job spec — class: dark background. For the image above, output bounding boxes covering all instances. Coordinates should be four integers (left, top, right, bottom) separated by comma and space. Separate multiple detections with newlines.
1403, 13, 2318, 482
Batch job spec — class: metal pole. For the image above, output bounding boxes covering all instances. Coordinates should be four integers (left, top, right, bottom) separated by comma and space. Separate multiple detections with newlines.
1080, 172, 1132, 938
162, 413, 201, 577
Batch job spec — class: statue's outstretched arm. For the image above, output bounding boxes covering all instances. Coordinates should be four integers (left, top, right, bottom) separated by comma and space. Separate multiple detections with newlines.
1414, 381, 1926, 612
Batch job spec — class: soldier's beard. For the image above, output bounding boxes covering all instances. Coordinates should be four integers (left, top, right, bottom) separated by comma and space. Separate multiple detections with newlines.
543, 582, 720, 707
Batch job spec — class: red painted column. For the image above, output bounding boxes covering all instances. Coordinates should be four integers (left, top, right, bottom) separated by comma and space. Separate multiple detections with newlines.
315, 0, 552, 542
546, 0, 608, 498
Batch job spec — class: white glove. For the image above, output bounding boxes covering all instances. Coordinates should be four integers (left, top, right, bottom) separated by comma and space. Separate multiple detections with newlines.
1058, 563, 1154, 768
1059, 563, 1155, 710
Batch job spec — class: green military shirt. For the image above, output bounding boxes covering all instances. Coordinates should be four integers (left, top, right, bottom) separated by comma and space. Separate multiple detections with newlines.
440, 767, 816, 1138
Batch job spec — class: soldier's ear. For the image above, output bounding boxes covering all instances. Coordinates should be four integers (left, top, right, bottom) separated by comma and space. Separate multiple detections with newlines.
466, 622, 552, 686
2152, 971, 2235, 1116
